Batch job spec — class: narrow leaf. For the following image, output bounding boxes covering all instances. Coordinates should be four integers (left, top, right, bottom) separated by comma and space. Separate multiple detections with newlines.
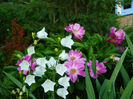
126, 34, 133, 55
85, 64, 96, 99
120, 78, 133, 99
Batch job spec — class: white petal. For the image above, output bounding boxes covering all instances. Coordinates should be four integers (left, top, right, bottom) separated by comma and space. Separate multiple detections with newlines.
56, 64, 67, 76
41, 79, 56, 93
61, 35, 74, 49
27, 46, 35, 56
19, 60, 30, 71
58, 76, 70, 88
37, 27, 48, 39
57, 88, 68, 99
33, 66, 46, 77
59, 50, 68, 61
36, 58, 47, 68
25, 75, 35, 86
47, 57, 56, 68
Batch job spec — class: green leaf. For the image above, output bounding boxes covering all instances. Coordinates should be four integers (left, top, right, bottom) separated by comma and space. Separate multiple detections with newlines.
85, 64, 96, 99
96, 79, 101, 93
3, 71, 36, 99
73, 42, 84, 47
110, 48, 128, 83
120, 66, 130, 87
43, 38, 57, 43
92, 56, 96, 77
126, 34, 133, 56
3, 66, 17, 70
120, 78, 133, 99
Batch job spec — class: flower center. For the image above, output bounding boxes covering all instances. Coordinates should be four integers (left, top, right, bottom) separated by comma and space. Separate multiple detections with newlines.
70, 68, 76, 74
71, 57, 76, 61
73, 29, 77, 33
111, 39, 115, 43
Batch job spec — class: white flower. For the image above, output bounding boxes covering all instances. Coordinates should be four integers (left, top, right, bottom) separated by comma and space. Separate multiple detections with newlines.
37, 27, 48, 39
33, 66, 46, 77
36, 58, 47, 68
61, 35, 74, 49
57, 88, 68, 99
27, 46, 35, 56
47, 57, 56, 68
56, 64, 67, 76
41, 79, 56, 93
25, 75, 35, 86
19, 60, 30, 71
58, 76, 70, 88
59, 50, 68, 61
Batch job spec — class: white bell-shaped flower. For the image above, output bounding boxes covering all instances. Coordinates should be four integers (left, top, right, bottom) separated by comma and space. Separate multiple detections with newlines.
33, 66, 46, 77
61, 35, 74, 49
19, 60, 30, 71
58, 76, 70, 88
57, 88, 68, 99
25, 75, 35, 86
47, 57, 56, 68
56, 64, 67, 76
27, 46, 35, 56
59, 50, 68, 61
36, 57, 47, 68
41, 79, 56, 93
37, 27, 48, 39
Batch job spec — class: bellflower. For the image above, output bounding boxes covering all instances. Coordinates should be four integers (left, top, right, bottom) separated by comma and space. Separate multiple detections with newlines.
87, 60, 107, 79
65, 61, 85, 83
36, 57, 48, 68
41, 79, 56, 93
61, 35, 74, 49
58, 76, 70, 88
27, 46, 35, 56
107, 27, 125, 45
57, 88, 69, 99
65, 23, 85, 39
33, 66, 46, 77
37, 27, 48, 39
19, 60, 30, 71
59, 50, 68, 61
25, 75, 35, 86
47, 57, 56, 68
56, 64, 67, 76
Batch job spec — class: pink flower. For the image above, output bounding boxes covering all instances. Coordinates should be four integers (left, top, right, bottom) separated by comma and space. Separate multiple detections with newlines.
114, 57, 120, 61
65, 61, 85, 83
23, 55, 31, 62
87, 60, 107, 79
17, 67, 30, 75
65, 23, 85, 39
67, 50, 86, 64
107, 27, 125, 45
16, 60, 22, 65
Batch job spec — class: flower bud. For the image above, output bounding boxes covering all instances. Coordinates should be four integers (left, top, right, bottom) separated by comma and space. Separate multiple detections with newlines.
11, 90, 16, 95
16, 88, 20, 93
19, 91, 23, 96
17, 54, 22, 58
22, 85, 26, 93
34, 40, 37, 45
54, 48, 58, 52
32, 32, 36, 39
58, 37, 61, 41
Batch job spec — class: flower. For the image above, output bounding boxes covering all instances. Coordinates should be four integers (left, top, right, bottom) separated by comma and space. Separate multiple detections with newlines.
65, 61, 85, 83
25, 75, 35, 86
33, 66, 46, 77
58, 76, 70, 88
57, 88, 68, 99
19, 60, 30, 71
114, 57, 120, 61
67, 50, 86, 64
56, 64, 67, 76
47, 57, 56, 68
59, 50, 68, 61
37, 27, 48, 39
41, 79, 56, 93
36, 58, 48, 68
27, 46, 35, 56
65, 23, 85, 39
61, 35, 74, 49
107, 27, 125, 45
87, 60, 107, 79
